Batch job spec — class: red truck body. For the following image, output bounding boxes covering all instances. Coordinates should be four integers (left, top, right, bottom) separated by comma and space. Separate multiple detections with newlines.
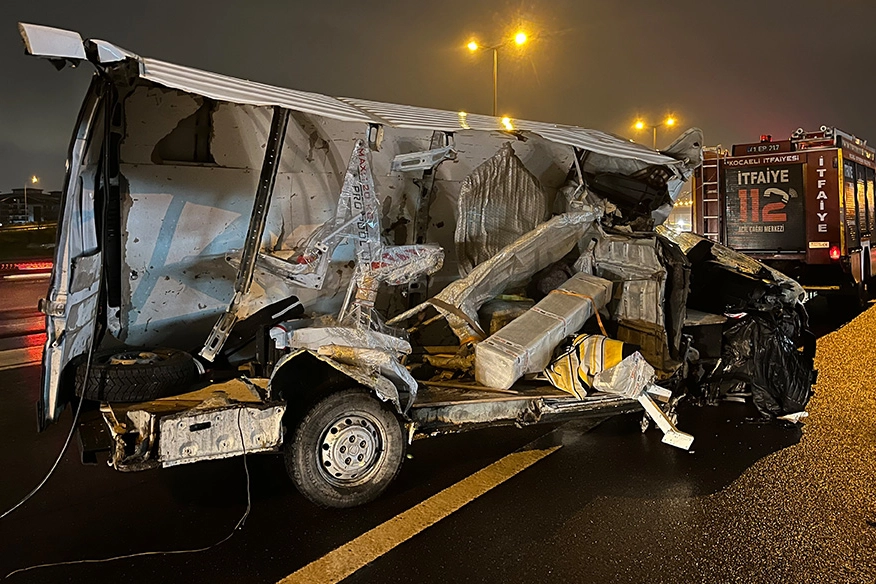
693, 128, 876, 295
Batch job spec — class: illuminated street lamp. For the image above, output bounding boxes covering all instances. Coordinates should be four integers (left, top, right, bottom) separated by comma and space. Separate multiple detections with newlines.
466, 31, 529, 117
634, 117, 677, 149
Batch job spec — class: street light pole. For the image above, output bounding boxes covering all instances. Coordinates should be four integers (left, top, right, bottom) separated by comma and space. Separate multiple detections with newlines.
634, 117, 677, 150
467, 32, 528, 118
23, 176, 38, 223
492, 47, 498, 117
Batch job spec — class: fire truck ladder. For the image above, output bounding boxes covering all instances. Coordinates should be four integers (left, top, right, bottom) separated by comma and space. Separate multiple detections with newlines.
698, 147, 724, 242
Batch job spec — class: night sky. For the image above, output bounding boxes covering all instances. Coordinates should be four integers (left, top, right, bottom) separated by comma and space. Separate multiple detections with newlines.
2, 0, 876, 191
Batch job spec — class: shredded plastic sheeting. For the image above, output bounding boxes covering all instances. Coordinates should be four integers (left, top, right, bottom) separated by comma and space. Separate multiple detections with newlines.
389, 210, 601, 342
592, 351, 656, 398
455, 143, 548, 275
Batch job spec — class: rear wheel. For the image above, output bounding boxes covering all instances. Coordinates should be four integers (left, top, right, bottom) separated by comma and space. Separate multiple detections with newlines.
285, 388, 405, 508
74, 347, 196, 402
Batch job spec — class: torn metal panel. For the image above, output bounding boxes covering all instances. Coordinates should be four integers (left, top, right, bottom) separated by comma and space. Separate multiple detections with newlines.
410, 387, 644, 438
316, 345, 419, 411
18, 23, 86, 61
89, 39, 137, 63
412, 398, 534, 430
638, 391, 694, 450
271, 349, 402, 411
22, 24, 692, 169
657, 226, 805, 305
120, 87, 202, 164
100, 378, 275, 469
391, 145, 456, 172
455, 143, 549, 275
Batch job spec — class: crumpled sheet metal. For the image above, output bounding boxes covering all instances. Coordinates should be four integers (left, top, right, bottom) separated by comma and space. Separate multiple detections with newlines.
290, 326, 412, 356
593, 235, 666, 326
389, 210, 600, 342
455, 143, 548, 275
271, 349, 403, 411
656, 226, 805, 305
316, 345, 419, 412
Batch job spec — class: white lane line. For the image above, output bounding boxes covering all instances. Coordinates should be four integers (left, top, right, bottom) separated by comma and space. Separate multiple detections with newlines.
0, 347, 41, 371
1, 273, 51, 281
278, 444, 562, 584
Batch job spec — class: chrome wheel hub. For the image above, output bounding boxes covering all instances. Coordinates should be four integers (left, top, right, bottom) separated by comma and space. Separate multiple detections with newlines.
319, 412, 384, 485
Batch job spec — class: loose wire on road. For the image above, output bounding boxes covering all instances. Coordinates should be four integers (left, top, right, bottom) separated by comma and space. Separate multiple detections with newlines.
0, 288, 105, 522
0, 385, 87, 521
5, 408, 252, 579
0, 340, 97, 521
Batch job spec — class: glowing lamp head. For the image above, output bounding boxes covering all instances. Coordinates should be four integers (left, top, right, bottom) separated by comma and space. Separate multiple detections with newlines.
634, 121, 645, 131
514, 32, 527, 45
665, 117, 676, 127
30, 175, 38, 184
829, 245, 841, 261
467, 41, 479, 52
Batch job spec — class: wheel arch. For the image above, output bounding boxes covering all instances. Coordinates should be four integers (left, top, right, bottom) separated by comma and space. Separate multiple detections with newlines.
269, 350, 403, 424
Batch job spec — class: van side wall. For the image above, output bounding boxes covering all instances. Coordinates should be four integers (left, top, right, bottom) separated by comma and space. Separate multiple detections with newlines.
112, 83, 574, 349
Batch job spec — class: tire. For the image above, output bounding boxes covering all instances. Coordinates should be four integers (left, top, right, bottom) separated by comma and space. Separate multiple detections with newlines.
75, 347, 197, 402
285, 388, 405, 508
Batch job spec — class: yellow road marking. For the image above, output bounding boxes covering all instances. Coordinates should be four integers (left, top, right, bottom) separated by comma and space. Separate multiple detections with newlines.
278, 445, 561, 584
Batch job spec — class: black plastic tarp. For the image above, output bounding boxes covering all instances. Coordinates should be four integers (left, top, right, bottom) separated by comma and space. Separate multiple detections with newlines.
713, 311, 816, 418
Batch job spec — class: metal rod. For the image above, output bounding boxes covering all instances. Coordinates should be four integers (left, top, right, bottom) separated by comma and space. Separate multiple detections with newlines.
199, 106, 290, 361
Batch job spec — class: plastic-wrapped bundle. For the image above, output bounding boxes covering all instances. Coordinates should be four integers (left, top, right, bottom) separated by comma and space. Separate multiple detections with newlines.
455, 142, 548, 275
389, 210, 600, 343
475, 273, 613, 389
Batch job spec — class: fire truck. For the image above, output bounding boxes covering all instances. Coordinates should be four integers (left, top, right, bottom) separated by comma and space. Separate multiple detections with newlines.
693, 126, 876, 301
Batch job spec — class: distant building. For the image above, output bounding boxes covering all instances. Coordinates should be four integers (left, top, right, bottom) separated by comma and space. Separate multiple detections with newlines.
0, 188, 61, 225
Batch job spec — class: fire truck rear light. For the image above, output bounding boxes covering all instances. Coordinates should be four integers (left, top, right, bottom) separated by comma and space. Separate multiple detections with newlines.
829, 246, 841, 261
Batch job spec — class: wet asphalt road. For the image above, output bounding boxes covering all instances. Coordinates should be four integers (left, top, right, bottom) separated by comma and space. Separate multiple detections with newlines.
0, 294, 874, 583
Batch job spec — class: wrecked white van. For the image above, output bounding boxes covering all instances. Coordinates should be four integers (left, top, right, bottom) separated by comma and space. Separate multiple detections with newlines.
21, 23, 816, 508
